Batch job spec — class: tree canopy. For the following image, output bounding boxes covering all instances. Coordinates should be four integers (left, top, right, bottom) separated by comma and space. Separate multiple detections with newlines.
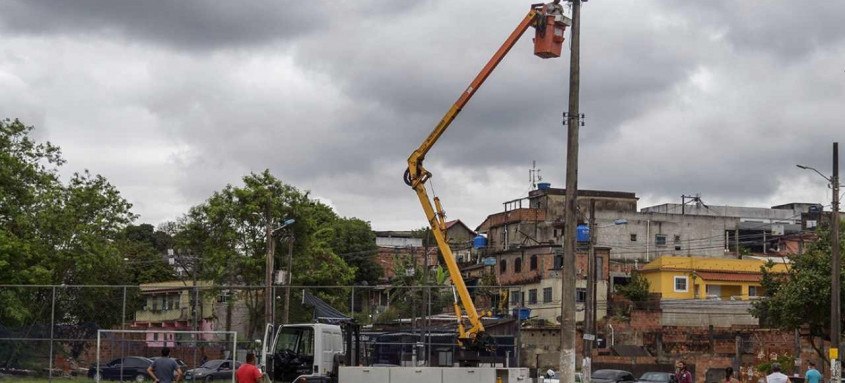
751, 225, 845, 362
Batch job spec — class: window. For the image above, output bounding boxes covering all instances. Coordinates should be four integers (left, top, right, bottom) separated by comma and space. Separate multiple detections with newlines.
655, 234, 667, 247
500, 259, 507, 274
514, 258, 522, 273
528, 289, 538, 304
530, 255, 538, 271
576, 288, 587, 303
748, 286, 758, 297
511, 290, 521, 305
674, 276, 688, 292
276, 327, 315, 357
630, 234, 637, 242
543, 287, 552, 303
674, 235, 681, 243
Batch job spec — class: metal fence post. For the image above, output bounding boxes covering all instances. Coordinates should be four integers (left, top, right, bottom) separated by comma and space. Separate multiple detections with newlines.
121, 286, 127, 379
48, 286, 55, 382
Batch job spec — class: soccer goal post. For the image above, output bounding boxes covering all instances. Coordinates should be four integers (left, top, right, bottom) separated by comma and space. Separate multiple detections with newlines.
95, 329, 238, 383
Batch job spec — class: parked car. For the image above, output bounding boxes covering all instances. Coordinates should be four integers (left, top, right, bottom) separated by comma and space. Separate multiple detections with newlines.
184, 359, 241, 382
87, 356, 153, 382
592, 369, 637, 383
543, 371, 583, 383
637, 372, 675, 383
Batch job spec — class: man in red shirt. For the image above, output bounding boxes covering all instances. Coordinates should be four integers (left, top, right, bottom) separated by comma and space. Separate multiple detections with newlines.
236, 353, 264, 383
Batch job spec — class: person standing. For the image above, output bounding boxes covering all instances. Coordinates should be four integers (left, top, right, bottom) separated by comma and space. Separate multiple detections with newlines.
766, 363, 789, 383
675, 360, 693, 383
236, 353, 264, 383
725, 367, 740, 383
147, 347, 182, 383
805, 361, 822, 383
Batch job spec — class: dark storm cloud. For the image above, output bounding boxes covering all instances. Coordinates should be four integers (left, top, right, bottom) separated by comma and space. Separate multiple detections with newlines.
0, 0, 329, 50
2, 0, 843, 229
660, 1, 845, 60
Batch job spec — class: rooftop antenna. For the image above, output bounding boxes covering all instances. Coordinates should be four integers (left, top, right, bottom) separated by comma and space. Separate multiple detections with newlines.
530, 160, 543, 190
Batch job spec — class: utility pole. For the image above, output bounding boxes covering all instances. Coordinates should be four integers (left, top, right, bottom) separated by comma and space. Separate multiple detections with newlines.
561, 0, 582, 381
832, 142, 841, 383
265, 213, 275, 326
584, 199, 596, 379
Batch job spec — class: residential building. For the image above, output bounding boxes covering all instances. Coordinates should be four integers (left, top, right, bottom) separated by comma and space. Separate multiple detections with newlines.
641, 201, 820, 255
480, 185, 819, 264
497, 246, 610, 324
638, 255, 789, 300
445, 219, 476, 264
131, 281, 249, 347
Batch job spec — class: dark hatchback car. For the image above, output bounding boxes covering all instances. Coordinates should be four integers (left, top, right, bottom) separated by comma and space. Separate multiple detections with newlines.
637, 372, 675, 383
592, 369, 637, 383
88, 356, 153, 382
184, 359, 241, 382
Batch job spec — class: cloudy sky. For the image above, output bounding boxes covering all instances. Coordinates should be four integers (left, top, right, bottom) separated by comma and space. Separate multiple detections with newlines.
1, 1, 843, 231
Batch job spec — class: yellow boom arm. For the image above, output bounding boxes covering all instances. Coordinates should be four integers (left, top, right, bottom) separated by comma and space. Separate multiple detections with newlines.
404, 4, 561, 348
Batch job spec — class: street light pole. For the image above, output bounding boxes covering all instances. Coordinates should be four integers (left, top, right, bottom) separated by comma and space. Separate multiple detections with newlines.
265, 218, 295, 327
832, 142, 841, 381
798, 142, 840, 381
265, 216, 275, 327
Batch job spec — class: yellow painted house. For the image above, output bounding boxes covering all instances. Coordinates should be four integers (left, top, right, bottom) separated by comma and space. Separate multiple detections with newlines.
639, 256, 789, 300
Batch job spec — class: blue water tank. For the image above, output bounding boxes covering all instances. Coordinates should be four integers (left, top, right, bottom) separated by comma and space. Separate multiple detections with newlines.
513, 307, 531, 321
472, 235, 488, 249
576, 224, 590, 242
537, 182, 551, 190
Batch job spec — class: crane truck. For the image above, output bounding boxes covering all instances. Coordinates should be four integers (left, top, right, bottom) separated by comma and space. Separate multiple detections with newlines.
260, 3, 569, 383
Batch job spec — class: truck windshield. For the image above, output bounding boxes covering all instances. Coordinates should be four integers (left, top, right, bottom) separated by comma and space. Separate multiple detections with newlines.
276, 327, 314, 357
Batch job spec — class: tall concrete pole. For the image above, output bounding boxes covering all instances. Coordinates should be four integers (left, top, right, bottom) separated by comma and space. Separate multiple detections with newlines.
832, 142, 841, 383
561, 0, 582, 381
265, 216, 275, 326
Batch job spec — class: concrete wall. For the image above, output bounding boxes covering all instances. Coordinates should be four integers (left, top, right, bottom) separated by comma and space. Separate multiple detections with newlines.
594, 211, 738, 261
376, 236, 422, 248
659, 300, 758, 327
641, 203, 803, 224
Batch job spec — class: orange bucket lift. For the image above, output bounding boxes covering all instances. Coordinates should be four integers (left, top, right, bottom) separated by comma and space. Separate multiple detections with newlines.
534, 13, 570, 58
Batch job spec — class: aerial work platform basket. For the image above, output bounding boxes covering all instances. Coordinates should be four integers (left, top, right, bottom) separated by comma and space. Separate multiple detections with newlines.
534, 14, 570, 58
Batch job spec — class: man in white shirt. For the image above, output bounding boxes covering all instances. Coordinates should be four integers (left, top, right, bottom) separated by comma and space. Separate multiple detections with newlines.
766, 362, 789, 383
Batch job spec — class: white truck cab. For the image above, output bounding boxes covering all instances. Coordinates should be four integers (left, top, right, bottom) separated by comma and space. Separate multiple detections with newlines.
262, 323, 344, 383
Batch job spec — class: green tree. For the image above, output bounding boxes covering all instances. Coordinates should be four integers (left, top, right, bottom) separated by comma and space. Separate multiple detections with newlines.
751, 226, 845, 363
329, 217, 381, 284
616, 271, 651, 302
170, 170, 358, 337
0, 119, 139, 367
119, 224, 176, 285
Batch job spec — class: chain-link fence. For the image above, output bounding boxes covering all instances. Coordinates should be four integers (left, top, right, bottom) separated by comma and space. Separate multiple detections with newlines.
0, 284, 521, 380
